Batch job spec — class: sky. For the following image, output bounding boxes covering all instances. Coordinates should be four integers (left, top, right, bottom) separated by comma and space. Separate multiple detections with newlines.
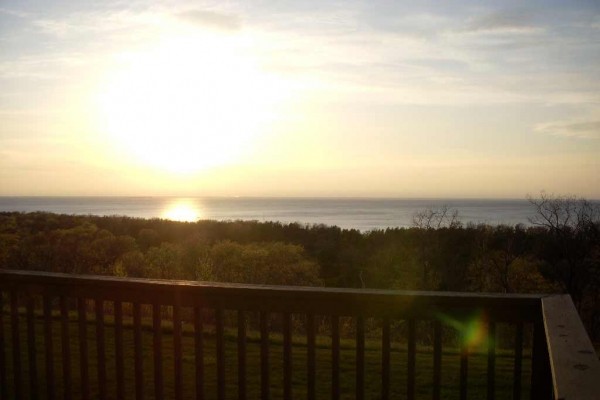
0, 0, 599, 198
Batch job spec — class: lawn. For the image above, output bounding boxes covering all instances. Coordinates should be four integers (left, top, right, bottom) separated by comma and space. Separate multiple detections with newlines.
2, 309, 530, 400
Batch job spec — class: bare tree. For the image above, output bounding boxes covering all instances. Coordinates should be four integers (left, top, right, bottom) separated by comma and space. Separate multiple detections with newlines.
412, 205, 461, 289
528, 192, 599, 233
527, 192, 600, 308
412, 204, 461, 230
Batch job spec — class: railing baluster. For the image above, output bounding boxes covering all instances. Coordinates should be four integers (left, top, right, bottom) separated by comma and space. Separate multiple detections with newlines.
487, 322, 496, 400
114, 301, 125, 400
152, 303, 163, 398
1, 270, 568, 400
10, 292, 22, 399
95, 299, 106, 400
513, 323, 524, 400
331, 316, 340, 400
0, 292, 6, 400
238, 310, 246, 400
216, 308, 225, 400
433, 320, 442, 400
260, 311, 269, 400
133, 303, 144, 400
77, 299, 89, 400
60, 296, 72, 400
307, 314, 316, 400
283, 313, 292, 400
194, 307, 204, 400
530, 321, 551, 400
26, 296, 38, 400
460, 338, 468, 400
356, 316, 365, 400
382, 318, 390, 400
407, 319, 416, 400
173, 303, 183, 400
43, 296, 55, 400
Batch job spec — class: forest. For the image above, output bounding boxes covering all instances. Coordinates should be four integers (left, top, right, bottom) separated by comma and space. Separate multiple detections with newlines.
0, 194, 598, 340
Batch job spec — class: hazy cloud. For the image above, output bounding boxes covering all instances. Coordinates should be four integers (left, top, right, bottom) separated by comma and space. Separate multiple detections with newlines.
535, 120, 600, 139
465, 9, 541, 34
0, 7, 28, 18
33, 19, 73, 36
176, 9, 241, 31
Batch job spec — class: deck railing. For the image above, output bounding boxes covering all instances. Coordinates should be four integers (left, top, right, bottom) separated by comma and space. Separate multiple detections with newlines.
0, 269, 598, 399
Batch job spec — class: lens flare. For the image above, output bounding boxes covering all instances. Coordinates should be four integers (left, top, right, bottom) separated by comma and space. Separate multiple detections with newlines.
437, 309, 490, 349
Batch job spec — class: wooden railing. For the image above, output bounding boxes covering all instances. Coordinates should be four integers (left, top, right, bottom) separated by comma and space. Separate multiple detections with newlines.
0, 269, 597, 399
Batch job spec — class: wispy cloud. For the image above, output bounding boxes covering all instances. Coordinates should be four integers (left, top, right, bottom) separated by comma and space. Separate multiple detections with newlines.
30, 8, 167, 38
176, 9, 241, 31
464, 9, 541, 34
535, 120, 600, 139
32, 18, 73, 37
0, 7, 28, 18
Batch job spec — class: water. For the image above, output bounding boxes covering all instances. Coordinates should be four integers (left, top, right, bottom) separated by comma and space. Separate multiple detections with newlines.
0, 197, 537, 231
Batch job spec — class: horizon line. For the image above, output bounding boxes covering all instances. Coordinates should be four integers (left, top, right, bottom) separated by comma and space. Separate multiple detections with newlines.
1, 194, 599, 201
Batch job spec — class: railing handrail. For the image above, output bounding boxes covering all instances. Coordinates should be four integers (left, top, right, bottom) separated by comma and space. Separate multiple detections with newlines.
0, 269, 544, 321
0, 268, 547, 298
542, 295, 600, 400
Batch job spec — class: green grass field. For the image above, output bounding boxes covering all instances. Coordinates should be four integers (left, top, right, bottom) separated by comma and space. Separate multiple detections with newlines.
2, 311, 530, 400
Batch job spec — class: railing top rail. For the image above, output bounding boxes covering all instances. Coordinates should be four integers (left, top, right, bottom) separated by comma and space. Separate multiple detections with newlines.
0, 269, 543, 321
0, 269, 546, 299
542, 295, 600, 400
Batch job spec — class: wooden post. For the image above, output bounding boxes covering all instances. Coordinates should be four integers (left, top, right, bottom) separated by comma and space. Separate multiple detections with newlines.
542, 295, 600, 400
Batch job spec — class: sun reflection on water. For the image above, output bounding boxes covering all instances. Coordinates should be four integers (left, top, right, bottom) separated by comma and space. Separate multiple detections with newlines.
163, 200, 202, 222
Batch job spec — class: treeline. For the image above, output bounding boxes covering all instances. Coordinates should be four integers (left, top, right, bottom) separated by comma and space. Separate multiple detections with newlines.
0, 195, 598, 339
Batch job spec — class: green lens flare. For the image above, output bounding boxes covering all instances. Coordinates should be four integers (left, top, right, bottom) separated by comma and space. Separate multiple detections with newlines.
435, 309, 491, 349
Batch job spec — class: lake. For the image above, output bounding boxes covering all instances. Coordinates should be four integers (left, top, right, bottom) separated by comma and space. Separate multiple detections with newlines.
0, 197, 539, 231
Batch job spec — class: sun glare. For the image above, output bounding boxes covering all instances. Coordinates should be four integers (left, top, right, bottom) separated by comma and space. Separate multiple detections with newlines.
96, 33, 287, 173
163, 200, 201, 222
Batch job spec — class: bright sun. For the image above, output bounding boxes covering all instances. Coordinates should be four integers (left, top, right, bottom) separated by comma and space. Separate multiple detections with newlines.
96, 33, 285, 173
